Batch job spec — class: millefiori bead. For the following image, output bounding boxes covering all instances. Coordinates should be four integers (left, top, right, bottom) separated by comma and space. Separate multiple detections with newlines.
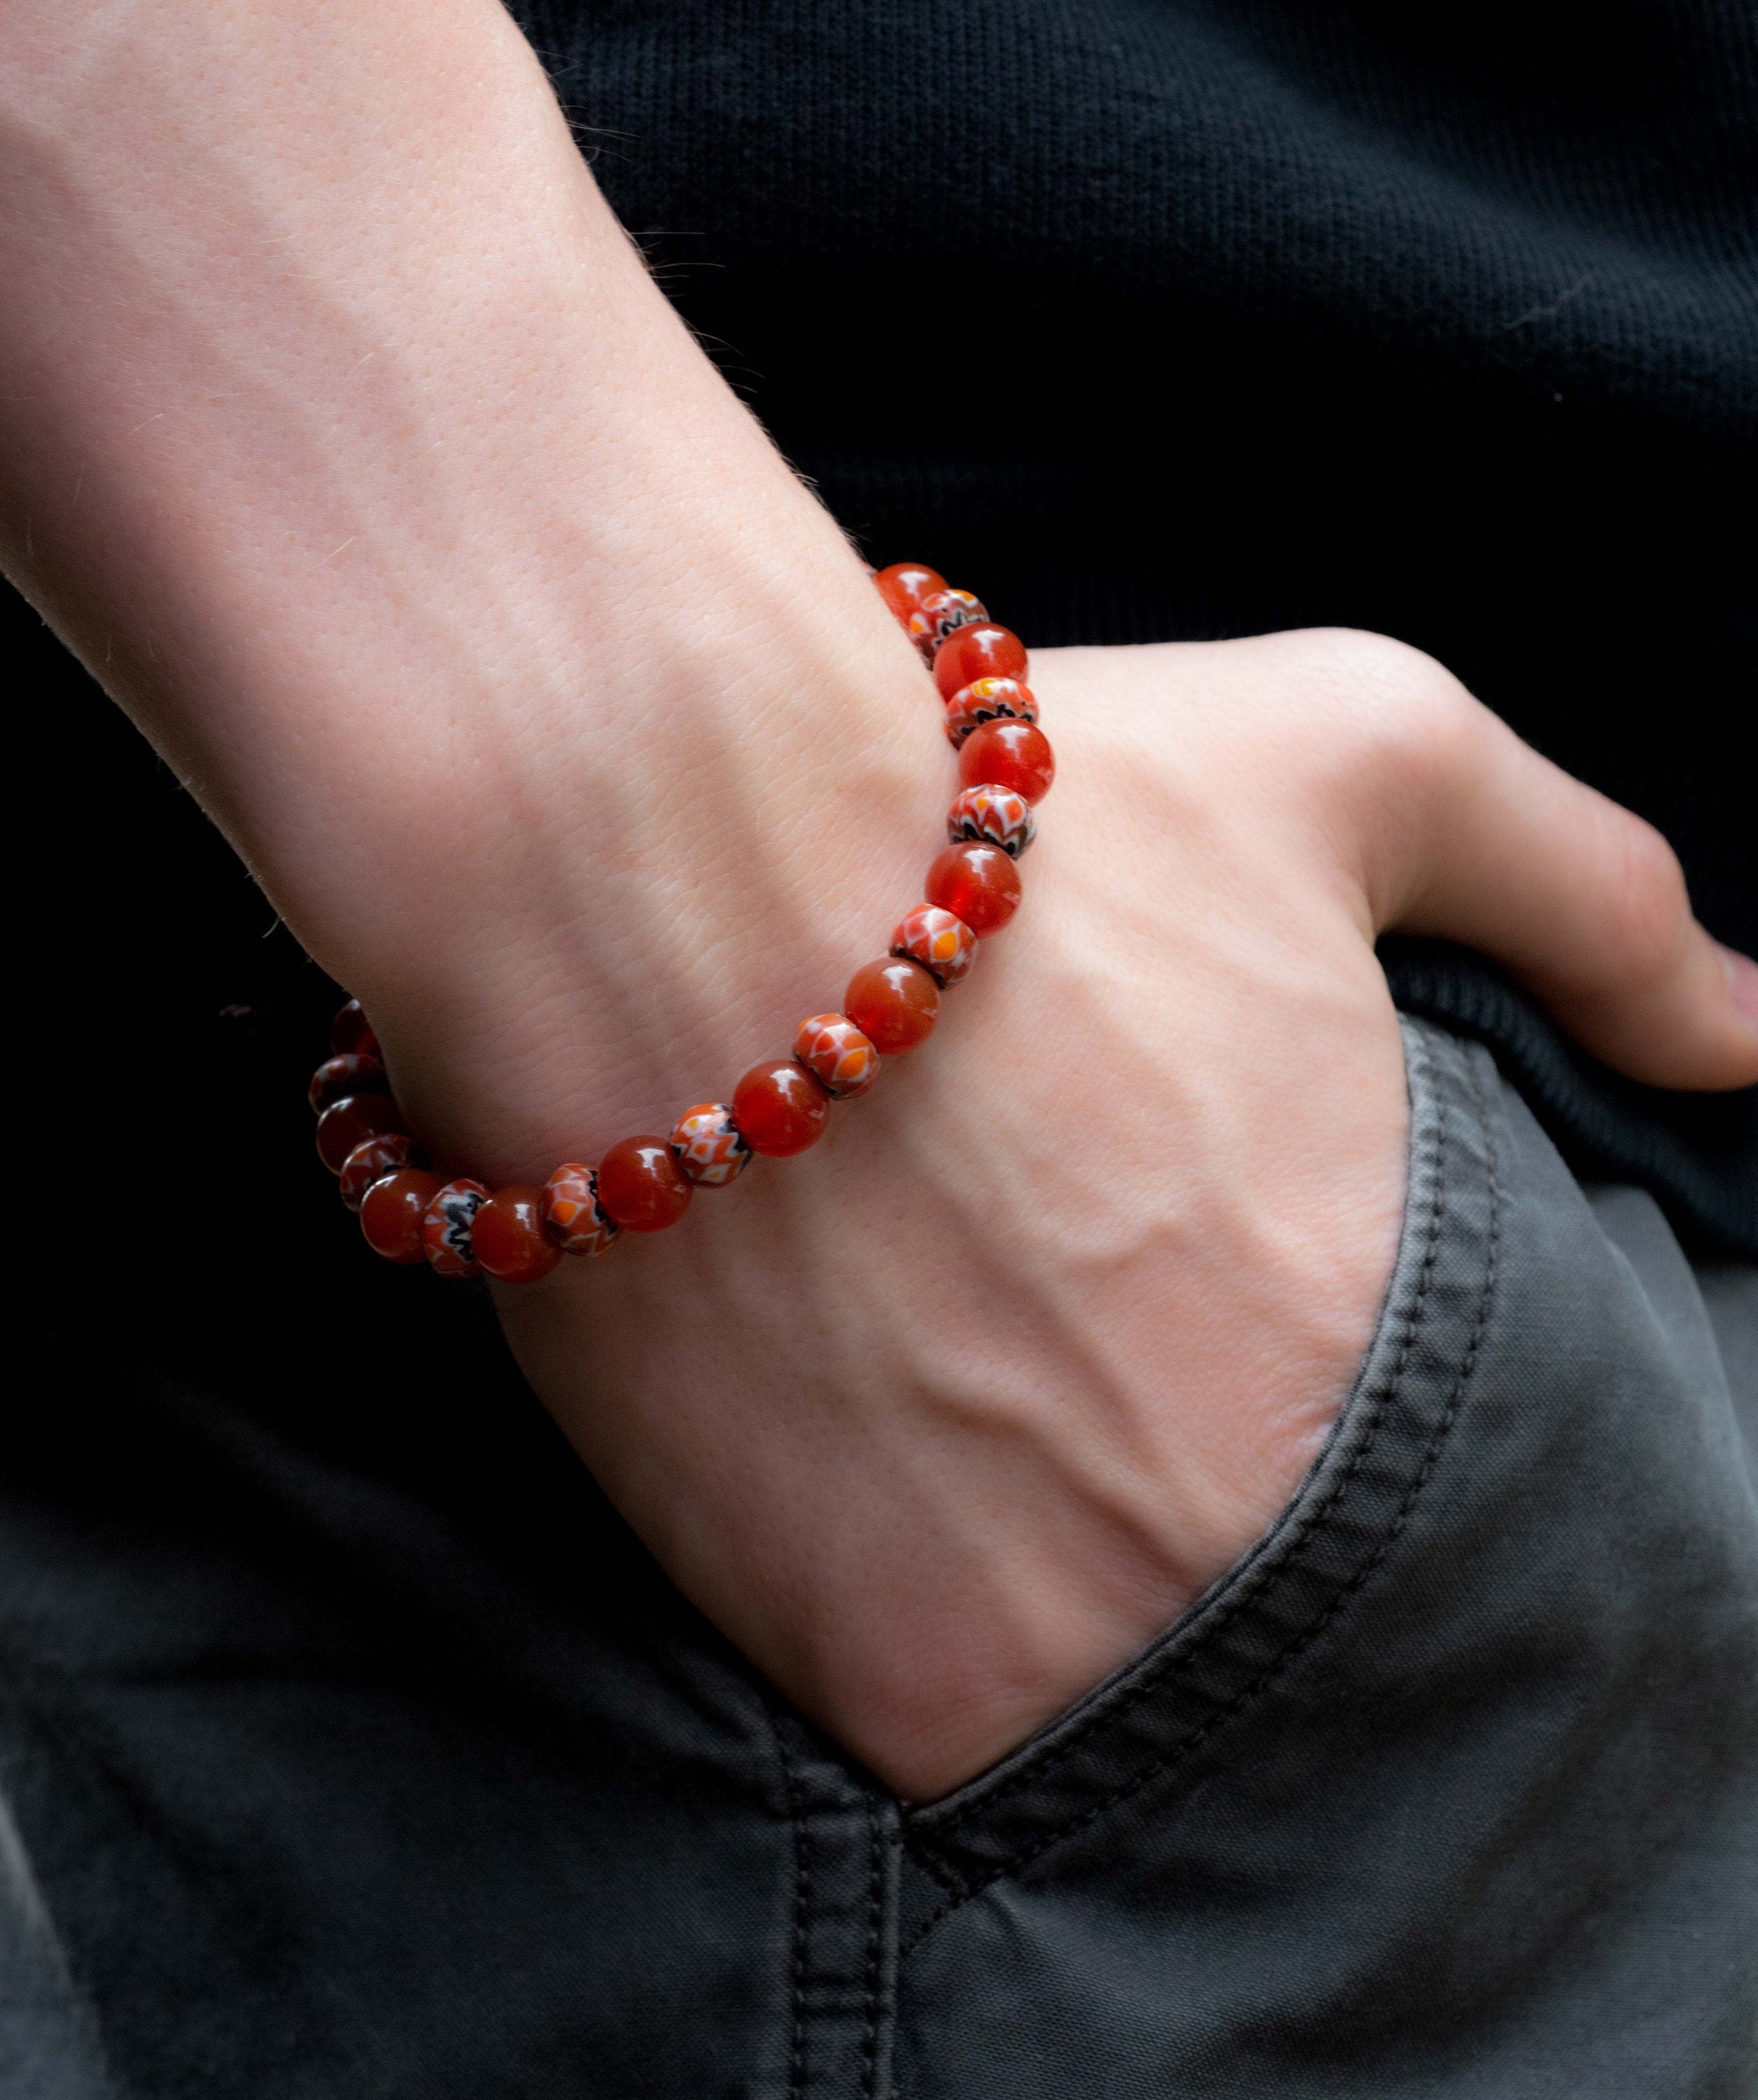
844, 957, 939, 1053
732, 1060, 831, 1156
891, 904, 977, 986
339, 1131, 421, 1213
909, 587, 987, 660
948, 783, 1036, 858
541, 1163, 620, 1256
794, 1014, 880, 1098
873, 562, 945, 624
598, 1137, 694, 1232
330, 998, 379, 1057
316, 1091, 406, 1173
934, 622, 1027, 699
422, 1178, 489, 1278
308, 1052, 388, 1114
671, 1102, 754, 1186
957, 719, 1055, 804
473, 1186, 564, 1283
360, 1168, 444, 1264
943, 676, 1037, 746
925, 843, 1022, 935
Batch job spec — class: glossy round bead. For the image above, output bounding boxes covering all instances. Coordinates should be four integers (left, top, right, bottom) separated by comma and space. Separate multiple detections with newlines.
934, 622, 1027, 700
422, 1178, 490, 1278
541, 1163, 620, 1256
339, 1131, 422, 1213
943, 676, 1037, 746
948, 783, 1036, 858
330, 998, 379, 1056
308, 1052, 388, 1114
873, 561, 945, 624
958, 719, 1055, 804
316, 1091, 406, 1173
360, 1168, 444, 1265
925, 843, 1022, 936
598, 1136, 694, 1233
732, 1060, 831, 1157
844, 956, 940, 1054
909, 587, 987, 660
670, 1102, 754, 1186
794, 1014, 880, 1098
891, 904, 977, 987
473, 1186, 564, 1284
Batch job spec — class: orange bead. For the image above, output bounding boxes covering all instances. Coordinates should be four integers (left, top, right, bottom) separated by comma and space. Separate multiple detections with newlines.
316, 1091, 405, 1173
598, 1136, 694, 1232
925, 843, 1022, 935
309, 1053, 387, 1114
423, 1179, 489, 1278
934, 622, 1027, 699
338, 1131, 421, 1213
360, 1168, 444, 1264
891, 904, 977, 986
958, 719, 1055, 804
541, 1163, 619, 1256
732, 1060, 831, 1157
845, 957, 940, 1053
330, 998, 379, 1056
671, 1102, 753, 1186
794, 1014, 880, 1098
910, 587, 987, 660
943, 677, 1037, 746
473, 1186, 564, 1283
948, 783, 1036, 858
873, 561, 945, 622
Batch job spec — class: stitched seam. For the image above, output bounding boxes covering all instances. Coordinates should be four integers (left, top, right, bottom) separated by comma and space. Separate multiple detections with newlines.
859, 1798, 887, 2100
775, 1726, 810, 2100
903, 1037, 1498, 1954
915, 1024, 1446, 1845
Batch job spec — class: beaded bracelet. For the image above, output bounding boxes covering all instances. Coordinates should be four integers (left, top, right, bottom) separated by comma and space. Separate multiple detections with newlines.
309, 566, 1054, 1283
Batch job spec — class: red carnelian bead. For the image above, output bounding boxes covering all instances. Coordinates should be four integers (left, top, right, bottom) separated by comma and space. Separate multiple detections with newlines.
732, 1060, 831, 1157
925, 843, 1023, 935
794, 1014, 880, 1098
873, 561, 945, 622
360, 1168, 444, 1264
598, 1136, 694, 1233
316, 1091, 406, 1173
671, 1102, 754, 1186
934, 622, 1027, 699
959, 718, 1055, 804
330, 998, 379, 1056
339, 1131, 423, 1212
473, 1186, 564, 1284
423, 1179, 490, 1278
309, 1052, 388, 1114
542, 1163, 620, 1256
891, 904, 977, 986
845, 957, 940, 1054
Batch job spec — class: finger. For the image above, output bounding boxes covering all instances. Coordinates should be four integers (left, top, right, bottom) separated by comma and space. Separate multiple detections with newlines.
1372, 693, 1758, 1092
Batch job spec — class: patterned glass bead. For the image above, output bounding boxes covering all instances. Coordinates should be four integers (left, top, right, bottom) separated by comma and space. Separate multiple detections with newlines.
934, 622, 1027, 700
541, 1163, 620, 1256
925, 843, 1022, 936
671, 1102, 754, 1186
891, 904, 977, 986
943, 677, 1037, 746
732, 1060, 831, 1157
908, 587, 987, 660
473, 1186, 564, 1283
339, 1131, 421, 1213
794, 1014, 880, 1098
308, 1052, 388, 1114
844, 957, 939, 1054
360, 1168, 444, 1264
598, 1137, 694, 1232
958, 719, 1055, 804
873, 562, 945, 624
316, 1091, 406, 1173
948, 783, 1036, 858
330, 998, 379, 1056
422, 1178, 489, 1278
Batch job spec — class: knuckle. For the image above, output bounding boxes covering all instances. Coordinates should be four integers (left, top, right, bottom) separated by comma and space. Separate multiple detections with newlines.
1603, 813, 1691, 982
1286, 627, 1479, 802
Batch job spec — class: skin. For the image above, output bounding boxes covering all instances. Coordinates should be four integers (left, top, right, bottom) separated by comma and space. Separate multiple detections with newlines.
3, 1, 1754, 1798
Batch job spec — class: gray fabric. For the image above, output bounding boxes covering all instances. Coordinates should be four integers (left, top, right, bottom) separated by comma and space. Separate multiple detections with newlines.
2, 1016, 1753, 2096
